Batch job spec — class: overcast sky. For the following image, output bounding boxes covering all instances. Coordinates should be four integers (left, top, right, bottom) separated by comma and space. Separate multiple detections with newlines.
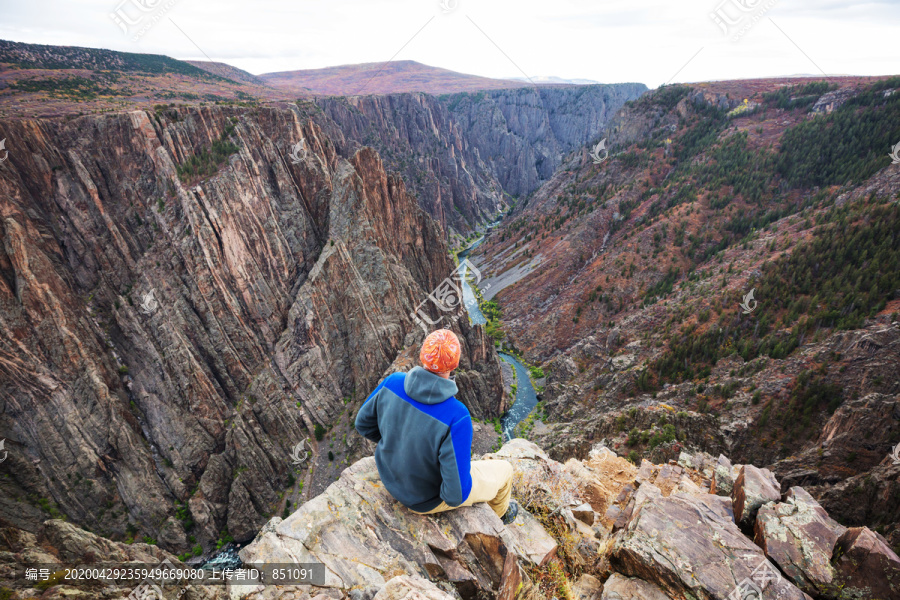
0, 0, 897, 87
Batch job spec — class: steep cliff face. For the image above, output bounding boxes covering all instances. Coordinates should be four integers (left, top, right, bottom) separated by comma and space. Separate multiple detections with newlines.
312, 94, 506, 238
0, 106, 502, 552
312, 84, 648, 239
445, 84, 648, 197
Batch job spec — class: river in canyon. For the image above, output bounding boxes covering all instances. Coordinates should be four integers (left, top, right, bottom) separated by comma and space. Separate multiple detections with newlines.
457, 239, 538, 441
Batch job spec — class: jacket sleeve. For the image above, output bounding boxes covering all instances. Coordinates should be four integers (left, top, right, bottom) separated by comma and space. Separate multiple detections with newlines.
437, 414, 474, 507
355, 380, 386, 443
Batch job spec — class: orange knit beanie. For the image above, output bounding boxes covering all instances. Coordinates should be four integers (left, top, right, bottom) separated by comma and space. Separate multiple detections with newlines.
419, 329, 461, 374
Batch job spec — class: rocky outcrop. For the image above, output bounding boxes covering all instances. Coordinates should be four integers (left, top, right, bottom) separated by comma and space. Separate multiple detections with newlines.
811, 88, 857, 114
5, 440, 897, 599
732, 465, 781, 526
753, 487, 847, 596
239, 450, 557, 598
610, 484, 809, 600
241, 440, 563, 600
237, 441, 860, 600
0, 105, 502, 552
831, 526, 900, 599
0, 518, 229, 599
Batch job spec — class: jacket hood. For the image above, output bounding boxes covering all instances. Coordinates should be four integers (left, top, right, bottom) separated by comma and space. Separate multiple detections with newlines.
404, 366, 458, 404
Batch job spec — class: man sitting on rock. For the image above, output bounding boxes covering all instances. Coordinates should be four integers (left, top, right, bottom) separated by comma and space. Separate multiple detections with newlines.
355, 328, 519, 524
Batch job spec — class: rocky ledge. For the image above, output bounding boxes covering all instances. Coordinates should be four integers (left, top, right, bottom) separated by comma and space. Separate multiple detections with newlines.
2, 440, 897, 599
237, 440, 899, 600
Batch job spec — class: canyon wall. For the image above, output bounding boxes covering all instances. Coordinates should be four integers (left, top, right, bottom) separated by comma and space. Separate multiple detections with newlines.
313, 83, 648, 237
0, 105, 501, 551
466, 78, 900, 547
313, 94, 505, 237
445, 83, 648, 197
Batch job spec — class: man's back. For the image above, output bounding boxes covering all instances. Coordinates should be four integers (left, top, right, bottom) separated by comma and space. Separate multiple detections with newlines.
355, 367, 473, 513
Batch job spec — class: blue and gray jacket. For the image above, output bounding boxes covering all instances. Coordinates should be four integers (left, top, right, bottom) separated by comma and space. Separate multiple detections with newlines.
355, 366, 473, 512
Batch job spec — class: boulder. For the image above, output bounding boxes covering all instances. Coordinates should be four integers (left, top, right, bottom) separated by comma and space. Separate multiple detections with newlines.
611, 488, 810, 599
372, 576, 457, 600
571, 503, 596, 526
710, 454, 740, 496
599, 573, 670, 600
732, 465, 780, 526
753, 487, 847, 596
571, 573, 604, 600
831, 527, 900, 599
505, 509, 558, 567
39, 519, 173, 564
677, 450, 715, 479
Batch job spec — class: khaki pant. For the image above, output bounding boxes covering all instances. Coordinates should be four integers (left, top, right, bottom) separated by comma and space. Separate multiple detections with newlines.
414, 460, 513, 518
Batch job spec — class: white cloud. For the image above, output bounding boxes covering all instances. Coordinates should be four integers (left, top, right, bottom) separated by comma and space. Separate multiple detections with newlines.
0, 0, 896, 87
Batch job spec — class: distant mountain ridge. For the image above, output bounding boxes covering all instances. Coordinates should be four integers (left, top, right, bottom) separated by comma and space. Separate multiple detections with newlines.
185, 60, 270, 86
259, 60, 531, 96
0, 38, 619, 106
0, 39, 214, 77
0, 38, 293, 122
